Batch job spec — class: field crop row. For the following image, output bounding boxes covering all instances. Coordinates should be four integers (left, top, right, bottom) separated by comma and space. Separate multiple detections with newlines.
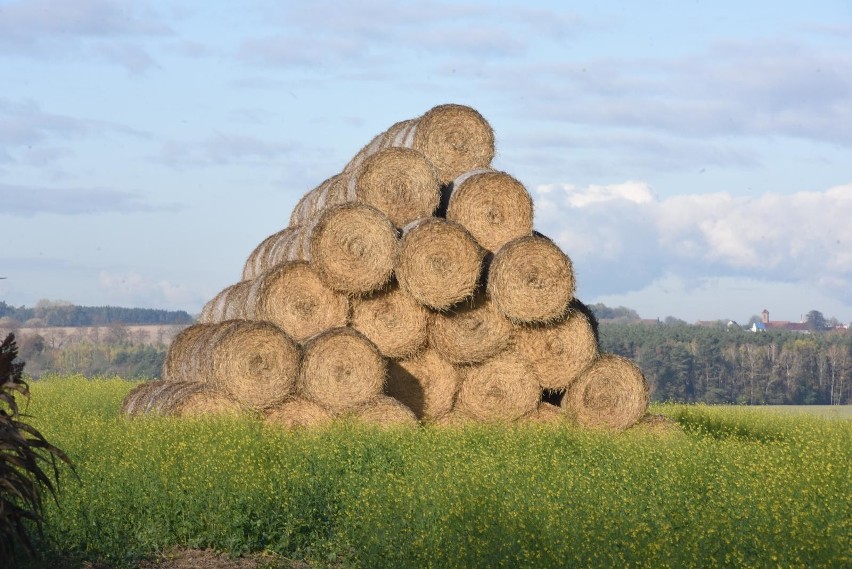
19, 375, 852, 568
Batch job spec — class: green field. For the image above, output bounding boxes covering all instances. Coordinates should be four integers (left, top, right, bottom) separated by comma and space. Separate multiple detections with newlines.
18, 376, 852, 568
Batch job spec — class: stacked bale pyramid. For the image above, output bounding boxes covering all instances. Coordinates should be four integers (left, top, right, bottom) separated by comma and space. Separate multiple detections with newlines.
122, 104, 650, 431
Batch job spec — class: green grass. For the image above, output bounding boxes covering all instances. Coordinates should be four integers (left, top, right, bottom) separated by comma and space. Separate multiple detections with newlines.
18, 375, 852, 568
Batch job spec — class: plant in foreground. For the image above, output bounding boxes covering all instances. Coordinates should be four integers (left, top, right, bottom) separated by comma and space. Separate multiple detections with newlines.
1, 333, 74, 563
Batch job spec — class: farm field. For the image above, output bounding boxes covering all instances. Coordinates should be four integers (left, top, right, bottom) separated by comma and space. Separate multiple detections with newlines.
17, 376, 852, 568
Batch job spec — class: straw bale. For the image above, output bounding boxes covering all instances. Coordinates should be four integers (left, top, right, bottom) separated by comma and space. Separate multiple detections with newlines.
349, 147, 441, 227
350, 283, 429, 358
562, 354, 650, 431
298, 327, 386, 413
265, 397, 334, 430
430, 409, 476, 428
290, 173, 349, 227
163, 320, 300, 410
242, 226, 310, 281
121, 380, 239, 417
512, 305, 600, 390
396, 218, 485, 310
386, 348, 460, 422
455, 352, 540, 422
428, 294, 512, 364
444, 169, 533, 251
344, 104, 495, 184
630, 414, 685, 437
487, 235, 575, 323
352, 395, 419, 427
310, 203, 399, 294
519, 402, 567, 424
198, 281, 252, 323
245, 261, 349, 342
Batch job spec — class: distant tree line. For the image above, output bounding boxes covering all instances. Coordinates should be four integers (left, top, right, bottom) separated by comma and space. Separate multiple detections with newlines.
600, 323, 851, 405
0, 300, 193, 327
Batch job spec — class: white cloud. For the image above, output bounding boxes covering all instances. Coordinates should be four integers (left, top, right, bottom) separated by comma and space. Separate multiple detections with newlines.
98, 270, 204, 311
533, 182, 852, 303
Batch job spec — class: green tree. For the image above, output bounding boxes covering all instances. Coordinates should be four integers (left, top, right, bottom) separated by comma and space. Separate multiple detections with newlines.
805, 310, 826, 332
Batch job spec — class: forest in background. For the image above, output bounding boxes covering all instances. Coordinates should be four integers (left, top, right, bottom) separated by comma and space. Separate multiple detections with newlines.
1, 301, 850, 404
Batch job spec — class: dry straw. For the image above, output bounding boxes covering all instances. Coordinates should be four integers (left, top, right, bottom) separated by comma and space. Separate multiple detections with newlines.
385, 348, 460, 422
121, 380, 241, 417
265, 397, 334, 430
455, 352, 540, 422
513, 305, 600, 390
445, 169, 533, 252
163, 320, 300, 410
428, 294, 513, 365
431, 409, 475, 428
198, 281, 252, 323
352, 395, 419, 427
562, 353, 650, 431
396, 218, 485, 310
349, 147, 441, 227
298, 327, 386, 413
487, 234, 575, 323
290, 173, 349, 227
245, 261, 349, 342
519, 402, 566, 425
309, 203, 399, 294
350, 283, 429, 358
242, 226, 310, 281
344, 104, 495, 185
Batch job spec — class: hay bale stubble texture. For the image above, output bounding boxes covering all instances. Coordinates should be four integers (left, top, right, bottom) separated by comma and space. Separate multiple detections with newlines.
309, 203, 399, 294
298, 327, 386, 413
487, 235, 575, 323
513, 307, 599, 390
344, 104, 495, 184
562, 354, 650, 431
121, 380, 241, 417
352, 395, 419, 427
163, 320, 300, 410
385, 348, 460, 422
265, 398, 334, 430
428, 294, 512, 364
350, 284, 429, 358
396, 218, 485, 310
242, 226, 310, 281
199, 281, 252, 323
455, 352, 540, 422
444, 169, 533, 251
290, 174, 349, 227
520, 402, 566, 424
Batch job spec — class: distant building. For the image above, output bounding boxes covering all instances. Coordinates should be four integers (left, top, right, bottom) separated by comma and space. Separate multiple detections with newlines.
751, 309, 809, 333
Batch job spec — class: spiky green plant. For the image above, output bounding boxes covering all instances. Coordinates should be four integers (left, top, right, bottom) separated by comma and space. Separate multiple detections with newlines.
1, 333, 73, 563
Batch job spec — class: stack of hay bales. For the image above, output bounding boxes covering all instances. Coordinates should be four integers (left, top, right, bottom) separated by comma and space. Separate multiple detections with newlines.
123, 103, 650, 431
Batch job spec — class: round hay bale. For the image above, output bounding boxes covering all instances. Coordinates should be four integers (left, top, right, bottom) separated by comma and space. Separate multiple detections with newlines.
121, 380, 239, 417
512, 306, 600, 390
350, 284, 429, 358
309, 203, 399, 294
487, 235, 575, 323
290, 173, 349, 227
173, 389, 243, 417
428, 294, 512, 364
352, 395, 419, 427
298, 327, 386, 413
198, 281, 252, 323
242, 226, 310, 281
345, 104, 495, 184
350, 147, 441, 227
629, 414, 685, 437
562, 354, 650, 431
445, 169, 533, 252
396, 218, 485, 310
519, 402, 566, 425
265, 397, 334, 430
163, 320, 300, 411
386, 348, 460, 422
245, 261, 349, 342
455, 353, 540, 422
121, 380, 170, 416
430, 409, 475, 428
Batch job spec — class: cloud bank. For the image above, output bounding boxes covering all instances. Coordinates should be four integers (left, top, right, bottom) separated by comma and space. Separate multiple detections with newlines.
534, 182, 852, 301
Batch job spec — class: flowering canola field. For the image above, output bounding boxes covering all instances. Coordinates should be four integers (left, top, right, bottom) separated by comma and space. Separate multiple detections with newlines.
25, 375, 852, 568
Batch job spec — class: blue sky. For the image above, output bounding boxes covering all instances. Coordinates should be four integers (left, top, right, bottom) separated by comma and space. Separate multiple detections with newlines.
1, 0, 851, 324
